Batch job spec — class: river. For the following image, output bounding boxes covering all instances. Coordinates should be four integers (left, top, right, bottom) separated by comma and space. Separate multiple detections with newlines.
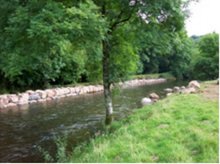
0, 80, 187, 162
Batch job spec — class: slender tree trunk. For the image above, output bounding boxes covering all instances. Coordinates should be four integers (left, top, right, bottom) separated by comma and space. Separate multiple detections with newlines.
102, 40, 113, 124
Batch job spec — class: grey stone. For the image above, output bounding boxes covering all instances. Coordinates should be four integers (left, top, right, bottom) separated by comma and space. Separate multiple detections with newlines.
141, 97, 152, 106
0, 95, 9, 108
164, 88, 173, 93
188, 80, 200, 89
180, 86, 186, 90
18, 93, 29, 105
149, 92, 160, 100
7, 94, 19, 103
173, 86, 180, 93
29, 93, 41, 101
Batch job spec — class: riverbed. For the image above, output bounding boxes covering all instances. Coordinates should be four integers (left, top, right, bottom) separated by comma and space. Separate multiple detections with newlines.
0, 80, 186, 162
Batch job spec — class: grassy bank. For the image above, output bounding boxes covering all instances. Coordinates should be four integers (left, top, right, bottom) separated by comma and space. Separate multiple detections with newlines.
131, 72, 175, 80
66, 83, 218, 163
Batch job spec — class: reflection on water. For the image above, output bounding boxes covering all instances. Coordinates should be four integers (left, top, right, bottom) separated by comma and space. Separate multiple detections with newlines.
0, 80, 187, 162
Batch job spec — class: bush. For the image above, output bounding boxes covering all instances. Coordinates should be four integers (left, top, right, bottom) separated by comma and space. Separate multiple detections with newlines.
192, 33, 219, 80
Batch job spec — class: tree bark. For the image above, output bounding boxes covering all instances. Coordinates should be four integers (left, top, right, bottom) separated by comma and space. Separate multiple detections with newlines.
102, 40, 113, 124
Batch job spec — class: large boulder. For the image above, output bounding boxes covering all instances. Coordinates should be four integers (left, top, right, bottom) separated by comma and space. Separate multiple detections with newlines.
46, 89, 56, 98
70, 87, 76, 94
55, 88, 63, 97
61, 88, 70, 95
6, 103, 17, 108
29, 93, 41, 101
149, 93, 160, 102
36, 90, 47, 99
74, 87, 80, 94
173, 86, 180, 93
164, 88, 173, 93
180, 86, 186, 90
18, 93, 29, 105
8, 94, 19, 103
0, 95, 9, 108
141, 97, 152, 106
188, 80, 200, 89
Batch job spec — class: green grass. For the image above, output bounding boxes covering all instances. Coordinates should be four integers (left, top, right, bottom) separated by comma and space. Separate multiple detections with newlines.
132, 72, 176, 80
67, 93, 218, 163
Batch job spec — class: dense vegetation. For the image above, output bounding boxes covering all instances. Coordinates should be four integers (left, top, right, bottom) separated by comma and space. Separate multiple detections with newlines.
1, 0, 218, 93
0, 0, 107, 90
189, 33, 219, 80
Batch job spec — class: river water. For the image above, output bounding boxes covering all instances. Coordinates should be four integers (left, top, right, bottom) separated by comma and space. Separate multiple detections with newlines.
0, 80, 186, 162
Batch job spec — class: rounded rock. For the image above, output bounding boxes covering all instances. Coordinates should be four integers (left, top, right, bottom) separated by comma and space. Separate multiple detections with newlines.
36, 90, 47, 99
164, 88, 173, 93
0, 95, 9, 108
29, 93, 41, 101
173, 86, 180, 93
188, 80, 200, 89
149, 93, 160, 100
141, 97, 152, 106
8, 94, 19, 103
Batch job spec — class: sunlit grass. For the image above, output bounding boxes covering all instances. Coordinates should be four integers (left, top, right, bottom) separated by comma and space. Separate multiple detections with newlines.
68, 93, 218, 163
131, 72, 175, 80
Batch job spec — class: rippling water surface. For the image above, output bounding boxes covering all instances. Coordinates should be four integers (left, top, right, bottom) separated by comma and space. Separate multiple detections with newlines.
0, 81, 187, 162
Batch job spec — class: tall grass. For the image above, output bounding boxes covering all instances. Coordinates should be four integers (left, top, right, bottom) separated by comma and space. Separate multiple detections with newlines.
38, 135, 69, 162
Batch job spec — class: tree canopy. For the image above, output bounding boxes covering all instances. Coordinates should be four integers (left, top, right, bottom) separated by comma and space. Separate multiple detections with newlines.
0, 0, 106, 89
1, 0, 218, 121
0, 0, 192, 89
191, 33, 219, 80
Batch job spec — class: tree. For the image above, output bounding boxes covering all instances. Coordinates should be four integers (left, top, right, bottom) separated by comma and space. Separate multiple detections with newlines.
168, 31, 194, 79
139, 30, 193, 79
0, 0, 106, 89
192, 33, 219, 80
0, 0, 192, 123
91, 0, 190, 123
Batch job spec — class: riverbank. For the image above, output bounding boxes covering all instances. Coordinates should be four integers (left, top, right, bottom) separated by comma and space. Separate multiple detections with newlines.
0, 78, 167, 109
65, 81, 218, 163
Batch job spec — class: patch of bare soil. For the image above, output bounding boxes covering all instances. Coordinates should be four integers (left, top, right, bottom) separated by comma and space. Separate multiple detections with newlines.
201, 82, 219, 101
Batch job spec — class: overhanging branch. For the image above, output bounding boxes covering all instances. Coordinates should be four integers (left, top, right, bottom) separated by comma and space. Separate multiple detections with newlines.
110, 0, 138, 31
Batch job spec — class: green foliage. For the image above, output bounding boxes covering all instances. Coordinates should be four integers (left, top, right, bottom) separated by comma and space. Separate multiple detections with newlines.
38, 135, 69, 162
168, 32, 193, 79
0, 0, 106, 88
191, 33, 219, 80
68, 90, 218, 162
139, 30, 193, 79
109, 24, 140, 83
0, 0, 193, 91
97, 0, 189, 83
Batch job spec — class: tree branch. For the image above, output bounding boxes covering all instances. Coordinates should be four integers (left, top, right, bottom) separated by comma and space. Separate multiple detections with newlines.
110, 0, 138, 32
110, 13, 132, 31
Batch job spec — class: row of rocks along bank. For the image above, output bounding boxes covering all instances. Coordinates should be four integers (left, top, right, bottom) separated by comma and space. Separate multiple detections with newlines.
0, 78, 167, 109
141, 80, 201, 106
